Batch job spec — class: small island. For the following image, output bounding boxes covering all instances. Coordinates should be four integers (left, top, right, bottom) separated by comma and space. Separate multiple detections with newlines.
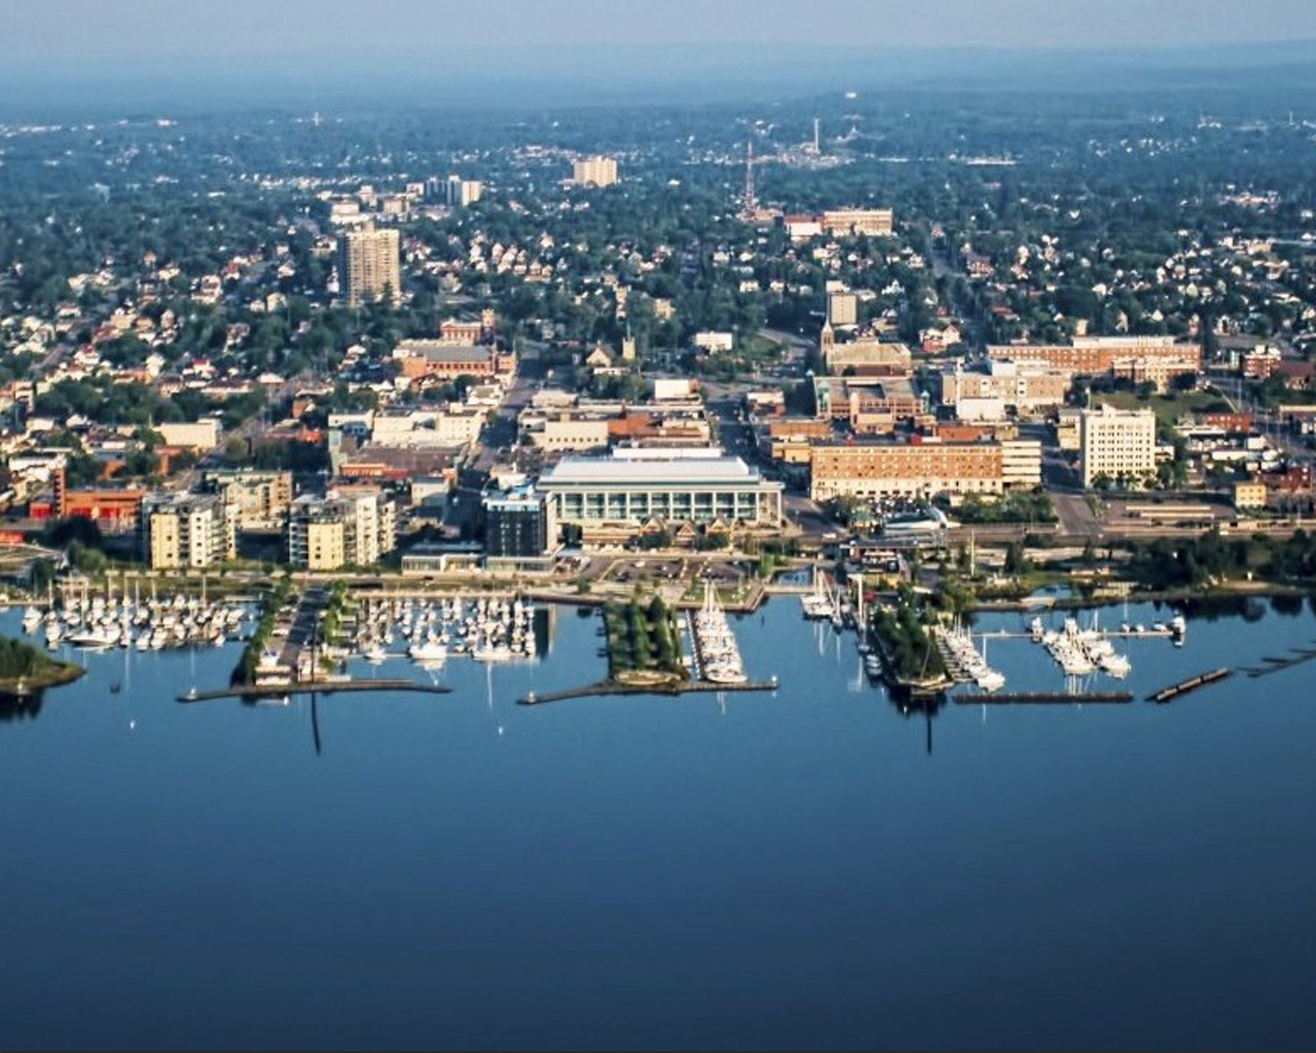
0, 635, 84, 694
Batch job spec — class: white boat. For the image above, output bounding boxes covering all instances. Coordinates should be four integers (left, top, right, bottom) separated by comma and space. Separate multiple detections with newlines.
408, 638, 447, 663
1100, 652, 1132, 678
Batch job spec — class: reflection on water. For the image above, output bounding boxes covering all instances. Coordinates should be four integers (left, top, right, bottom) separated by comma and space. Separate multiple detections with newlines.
0, 689, 43, 722
4, 599, 1316, 1048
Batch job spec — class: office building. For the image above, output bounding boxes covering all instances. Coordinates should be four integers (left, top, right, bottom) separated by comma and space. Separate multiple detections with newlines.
940, 360, 1070, 415
338, 225, 401, 307
1080, 404, 1157, 487
987, 336, 1201, 381
571, 155, 619, 188
809, 440, 1040, 501
141, 492, 237, 570
483, 487, 548, 558
820, 208, 894, 236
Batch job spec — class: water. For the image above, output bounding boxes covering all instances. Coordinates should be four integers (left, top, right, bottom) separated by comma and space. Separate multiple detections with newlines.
3, 596, 1316, 1050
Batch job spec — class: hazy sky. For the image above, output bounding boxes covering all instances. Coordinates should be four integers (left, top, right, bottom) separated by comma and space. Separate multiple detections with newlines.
5, 0, 1316, 61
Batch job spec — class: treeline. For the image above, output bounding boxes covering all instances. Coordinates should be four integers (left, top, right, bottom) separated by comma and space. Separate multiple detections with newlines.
0, 636, 61, 679
233, 577, 295, 685
871, 603, 946, 683
1128, 530, 1316, 589
602, 596, 685, 679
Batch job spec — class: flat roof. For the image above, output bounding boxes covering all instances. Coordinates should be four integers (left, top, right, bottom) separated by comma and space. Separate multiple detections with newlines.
540, 455, 775, 487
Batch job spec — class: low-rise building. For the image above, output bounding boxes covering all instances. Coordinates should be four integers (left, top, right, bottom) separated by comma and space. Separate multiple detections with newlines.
537, 448, 783, 547
809, 439, 1040, 501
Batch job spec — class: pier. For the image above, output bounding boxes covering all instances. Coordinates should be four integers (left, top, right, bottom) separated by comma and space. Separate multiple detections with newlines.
1146, 668, 1231, 703
177, 678, 452, 703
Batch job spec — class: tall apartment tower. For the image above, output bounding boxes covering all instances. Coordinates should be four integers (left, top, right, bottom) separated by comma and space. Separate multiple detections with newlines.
338, 225, 401, 307
571, 155, 619, 188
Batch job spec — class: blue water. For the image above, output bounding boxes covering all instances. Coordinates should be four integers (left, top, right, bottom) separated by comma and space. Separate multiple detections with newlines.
2, 596, 1316, 1050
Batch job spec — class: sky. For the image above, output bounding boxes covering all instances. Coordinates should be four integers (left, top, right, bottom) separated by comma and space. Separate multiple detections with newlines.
2, 1, 1315, 115
5, 0, 1316, 60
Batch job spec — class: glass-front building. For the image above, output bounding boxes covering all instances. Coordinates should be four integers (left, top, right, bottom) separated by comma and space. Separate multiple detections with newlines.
537, 451, 783, 544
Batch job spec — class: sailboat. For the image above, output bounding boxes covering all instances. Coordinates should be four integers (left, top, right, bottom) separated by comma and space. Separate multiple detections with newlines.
975, 636, 1005, 692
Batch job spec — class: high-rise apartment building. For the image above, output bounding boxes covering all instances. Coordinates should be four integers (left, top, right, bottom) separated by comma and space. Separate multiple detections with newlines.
140, 492, 237, 570
200, 469, 293, 532
337, 225, 401, 307
1080, 404, 1157, 487
571, 155, 619, 188
288, 489, 396, 570
827, 292, 858, 327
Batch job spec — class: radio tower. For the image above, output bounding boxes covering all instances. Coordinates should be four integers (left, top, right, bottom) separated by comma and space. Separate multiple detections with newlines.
813, 117, 821, 154
742, 139, 756, 214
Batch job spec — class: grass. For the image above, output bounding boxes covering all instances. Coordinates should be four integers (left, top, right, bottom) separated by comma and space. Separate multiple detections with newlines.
1095, 389, 1233, 427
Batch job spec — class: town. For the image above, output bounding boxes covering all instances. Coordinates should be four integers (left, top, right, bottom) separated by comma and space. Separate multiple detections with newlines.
2, 93, 1316, 695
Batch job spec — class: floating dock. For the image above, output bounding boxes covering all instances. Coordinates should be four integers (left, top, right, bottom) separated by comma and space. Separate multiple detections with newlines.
954, 691, 1133, 705
178, 678, 452, 703
1146, 668, 1231, 703
520, 678, 778, 706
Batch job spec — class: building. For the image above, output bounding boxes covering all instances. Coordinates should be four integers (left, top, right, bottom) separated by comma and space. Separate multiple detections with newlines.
338, 225, 401, 307
827, 292, 858, 327
693, 331, 734, 354
200, 469, 292, 531
536, 416, 611, 452
940, 360, 1070, 416
288, 489, 395, 570
392, 340, 510, 380
819, 324, 912, 376
483, 486, 548, 558
537, 448, 783, 546
156, 419, 221, 451
140, 492, 236, 570
1080, 404, 1157, 487
987, 336, 1201, 380
439, 175, 483, 207
1233, 481, 1268, 511
571, 155, 619, 188
809, 440, 1040, 501
820, 208, 894, 236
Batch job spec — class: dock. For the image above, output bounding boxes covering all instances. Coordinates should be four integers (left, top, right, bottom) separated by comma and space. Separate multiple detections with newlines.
1146, 668, 1231, 703
519, 678, 778, 706
178, 678, 452, 703
953, 691, 1133, 705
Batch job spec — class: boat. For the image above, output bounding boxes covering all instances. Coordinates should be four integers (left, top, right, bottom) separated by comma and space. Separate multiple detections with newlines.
408, 638, 447, 663
1100, 652, 1132, 678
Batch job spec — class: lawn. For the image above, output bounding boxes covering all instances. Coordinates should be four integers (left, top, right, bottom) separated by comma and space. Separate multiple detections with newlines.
1095, 389, 1233, 427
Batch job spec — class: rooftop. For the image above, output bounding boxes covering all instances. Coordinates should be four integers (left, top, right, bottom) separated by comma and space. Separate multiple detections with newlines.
539, 454, 774, 487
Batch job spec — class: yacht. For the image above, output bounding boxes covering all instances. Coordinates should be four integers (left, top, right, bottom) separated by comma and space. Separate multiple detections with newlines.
408, 637, 447, 664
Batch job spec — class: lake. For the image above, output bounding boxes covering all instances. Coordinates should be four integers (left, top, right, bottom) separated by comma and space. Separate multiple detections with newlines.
2, 594, 1316, 1050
